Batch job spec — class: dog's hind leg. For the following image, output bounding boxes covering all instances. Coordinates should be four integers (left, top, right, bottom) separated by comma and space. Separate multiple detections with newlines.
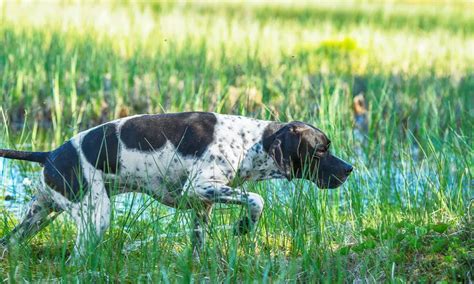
0, 195, 62, 247
69, 182, 111, 260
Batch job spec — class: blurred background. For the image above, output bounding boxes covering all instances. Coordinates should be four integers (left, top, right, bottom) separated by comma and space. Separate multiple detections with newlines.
1, 1, 472, 134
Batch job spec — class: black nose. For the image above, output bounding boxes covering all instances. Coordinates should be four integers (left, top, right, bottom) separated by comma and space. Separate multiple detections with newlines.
346, 165, 353, 174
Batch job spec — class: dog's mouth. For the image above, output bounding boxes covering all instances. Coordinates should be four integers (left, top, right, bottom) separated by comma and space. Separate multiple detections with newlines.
316, 174, 349, 189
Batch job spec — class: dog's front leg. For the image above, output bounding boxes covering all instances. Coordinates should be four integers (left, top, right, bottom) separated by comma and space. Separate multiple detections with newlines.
191, 203, 213, 258
195, 183, 264, 235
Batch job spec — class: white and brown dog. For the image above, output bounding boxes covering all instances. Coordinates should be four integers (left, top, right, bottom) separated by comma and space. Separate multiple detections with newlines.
0, 112, 352, 258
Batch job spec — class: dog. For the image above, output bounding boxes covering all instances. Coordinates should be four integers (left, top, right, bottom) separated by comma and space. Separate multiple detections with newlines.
0, 112, 352, 258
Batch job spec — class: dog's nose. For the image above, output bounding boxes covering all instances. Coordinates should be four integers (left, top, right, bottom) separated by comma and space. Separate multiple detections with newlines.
346, 165, 353, 174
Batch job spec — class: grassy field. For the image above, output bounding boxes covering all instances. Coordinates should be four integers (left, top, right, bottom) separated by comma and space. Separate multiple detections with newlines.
0, 1, 473, 282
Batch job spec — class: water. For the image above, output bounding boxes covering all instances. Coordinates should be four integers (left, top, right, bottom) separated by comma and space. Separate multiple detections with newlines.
0, 137, 469, 221
0, 156, 34, 217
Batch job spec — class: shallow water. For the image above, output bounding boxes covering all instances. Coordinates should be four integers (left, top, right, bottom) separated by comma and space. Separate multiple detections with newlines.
0, 136, 469, 222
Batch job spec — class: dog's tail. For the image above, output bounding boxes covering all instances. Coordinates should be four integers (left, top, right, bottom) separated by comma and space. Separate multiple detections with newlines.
0, 149, 49, 164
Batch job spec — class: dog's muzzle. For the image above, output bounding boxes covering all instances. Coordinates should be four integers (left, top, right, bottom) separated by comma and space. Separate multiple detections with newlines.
315, 154, 353, 189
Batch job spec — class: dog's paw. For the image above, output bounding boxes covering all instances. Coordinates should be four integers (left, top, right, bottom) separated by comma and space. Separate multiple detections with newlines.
233, 217, 253, 236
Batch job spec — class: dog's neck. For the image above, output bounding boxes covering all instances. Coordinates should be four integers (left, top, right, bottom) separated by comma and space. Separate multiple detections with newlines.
237, 121, 286, 182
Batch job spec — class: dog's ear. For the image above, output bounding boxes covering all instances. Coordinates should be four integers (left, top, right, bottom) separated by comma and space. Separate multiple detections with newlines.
269, 122, 310, 179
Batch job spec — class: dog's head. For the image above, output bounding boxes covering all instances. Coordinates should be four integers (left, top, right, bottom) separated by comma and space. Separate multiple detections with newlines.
265, 121, 352, 188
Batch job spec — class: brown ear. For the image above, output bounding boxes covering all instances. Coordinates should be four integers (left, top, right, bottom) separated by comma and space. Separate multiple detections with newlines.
268, 122, 308, 179
269, 138, 290, 178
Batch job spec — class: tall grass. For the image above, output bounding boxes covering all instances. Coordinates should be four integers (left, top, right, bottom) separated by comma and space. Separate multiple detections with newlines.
0, 1, 472, 282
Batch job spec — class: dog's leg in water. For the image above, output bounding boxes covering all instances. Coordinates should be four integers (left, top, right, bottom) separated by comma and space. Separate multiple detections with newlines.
191, 203, 213, 258
69, 184, 110, 262
0, 195, 61, 255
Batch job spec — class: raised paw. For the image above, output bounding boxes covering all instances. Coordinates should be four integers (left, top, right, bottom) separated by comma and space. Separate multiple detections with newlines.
233, 217, 254, 236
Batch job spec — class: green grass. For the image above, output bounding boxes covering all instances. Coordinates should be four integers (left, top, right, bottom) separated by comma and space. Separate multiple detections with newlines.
0, 1, 473, 282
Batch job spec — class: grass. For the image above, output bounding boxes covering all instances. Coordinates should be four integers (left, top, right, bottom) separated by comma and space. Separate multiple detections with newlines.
0, 1, 473, 282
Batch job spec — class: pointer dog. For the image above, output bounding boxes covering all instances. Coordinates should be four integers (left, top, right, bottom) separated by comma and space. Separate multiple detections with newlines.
0, 112, 352, 258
